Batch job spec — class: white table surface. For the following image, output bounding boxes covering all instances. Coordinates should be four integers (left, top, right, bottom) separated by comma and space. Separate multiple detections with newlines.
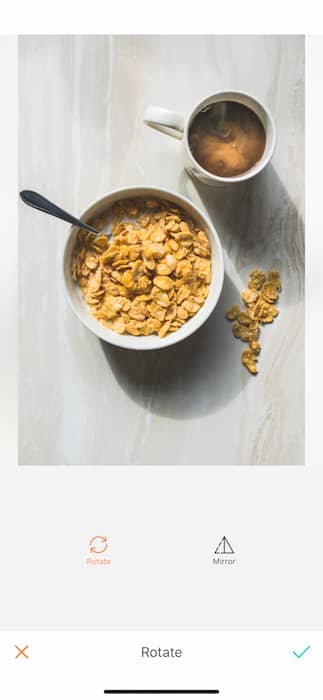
19, 35, 304, 465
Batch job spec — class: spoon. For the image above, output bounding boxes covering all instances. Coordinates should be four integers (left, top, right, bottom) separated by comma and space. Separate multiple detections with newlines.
20, 190, 106, 236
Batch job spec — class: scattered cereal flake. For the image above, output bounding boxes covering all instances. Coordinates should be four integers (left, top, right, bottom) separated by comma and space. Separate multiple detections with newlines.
226, 267, 281, 374
251, 297, 279, 323
241, 326, 259, 342
242, 288, 258, 305
261, 281, 279, 303
225, 304, 240, 321
232, 322, 242, 339
267, 270, 282, 290
248, 269, 266, 290
249, 340, 261, 354
237, 311, 253, 327
241, 349, 258, 374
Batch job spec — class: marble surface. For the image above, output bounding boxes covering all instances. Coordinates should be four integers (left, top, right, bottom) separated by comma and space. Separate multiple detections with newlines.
19, 35, 304, 465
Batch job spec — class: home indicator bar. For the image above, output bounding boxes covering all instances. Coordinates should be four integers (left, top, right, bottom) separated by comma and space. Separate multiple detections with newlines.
104, 691, 220, 695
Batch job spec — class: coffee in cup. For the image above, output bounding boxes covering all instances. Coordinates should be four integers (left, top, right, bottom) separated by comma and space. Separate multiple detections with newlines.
188, 101, 266, 178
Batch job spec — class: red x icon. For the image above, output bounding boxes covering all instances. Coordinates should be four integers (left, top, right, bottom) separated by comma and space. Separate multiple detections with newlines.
15, 645, 29, 659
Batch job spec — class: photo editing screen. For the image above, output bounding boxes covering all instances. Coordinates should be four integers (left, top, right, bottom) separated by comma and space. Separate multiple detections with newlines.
0, 21, 322, 700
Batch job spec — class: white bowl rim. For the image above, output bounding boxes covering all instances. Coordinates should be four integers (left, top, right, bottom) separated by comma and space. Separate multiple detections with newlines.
62, 185, 224, 351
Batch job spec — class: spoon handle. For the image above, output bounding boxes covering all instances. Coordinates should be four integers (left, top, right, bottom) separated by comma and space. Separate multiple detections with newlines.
19, 190, 99, 234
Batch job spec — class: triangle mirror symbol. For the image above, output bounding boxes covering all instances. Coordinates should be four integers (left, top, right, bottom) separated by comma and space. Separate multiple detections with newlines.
215, 536, 235, 555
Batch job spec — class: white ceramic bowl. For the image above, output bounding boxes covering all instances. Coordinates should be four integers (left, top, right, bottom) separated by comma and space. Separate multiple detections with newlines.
63, 186, 224, 350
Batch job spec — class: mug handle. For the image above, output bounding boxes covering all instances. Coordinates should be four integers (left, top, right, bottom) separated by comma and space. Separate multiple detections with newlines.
143, 106, 185, 140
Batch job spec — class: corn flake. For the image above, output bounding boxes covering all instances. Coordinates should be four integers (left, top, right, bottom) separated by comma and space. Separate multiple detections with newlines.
225, 304, 240, 321
226, 268, 281, 374
241, 349, 258, 374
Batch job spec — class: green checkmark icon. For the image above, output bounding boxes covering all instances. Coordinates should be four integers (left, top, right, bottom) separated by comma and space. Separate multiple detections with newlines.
292, 645, 311, 658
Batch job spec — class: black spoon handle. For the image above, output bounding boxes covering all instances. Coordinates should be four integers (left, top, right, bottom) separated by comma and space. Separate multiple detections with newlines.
19, 190, 99, 235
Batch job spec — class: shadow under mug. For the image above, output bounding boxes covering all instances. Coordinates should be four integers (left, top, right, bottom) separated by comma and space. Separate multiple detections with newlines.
144, 90, 277, 188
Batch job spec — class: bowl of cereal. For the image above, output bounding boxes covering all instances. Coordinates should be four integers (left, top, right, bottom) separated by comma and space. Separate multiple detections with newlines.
63, 187, 224, 350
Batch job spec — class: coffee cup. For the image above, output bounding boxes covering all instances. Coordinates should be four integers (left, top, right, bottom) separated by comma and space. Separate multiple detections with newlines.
144, 90, 276, 187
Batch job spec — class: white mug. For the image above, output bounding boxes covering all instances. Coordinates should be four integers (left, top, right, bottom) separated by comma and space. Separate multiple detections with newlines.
144, 90, 276, 187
